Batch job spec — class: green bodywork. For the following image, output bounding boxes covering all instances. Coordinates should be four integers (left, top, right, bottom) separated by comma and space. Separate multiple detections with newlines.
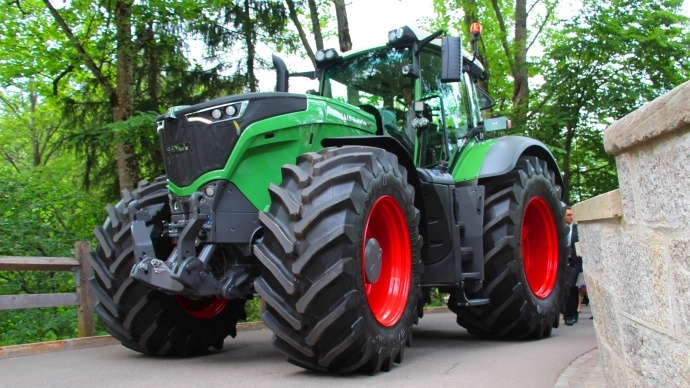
168, 96, 376, 211
450, 138, 498, 183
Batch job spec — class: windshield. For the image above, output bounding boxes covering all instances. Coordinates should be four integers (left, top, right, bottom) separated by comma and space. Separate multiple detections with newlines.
322, 46, 414, 107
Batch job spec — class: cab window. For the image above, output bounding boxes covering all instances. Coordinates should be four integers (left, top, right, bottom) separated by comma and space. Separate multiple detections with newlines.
418, 50, 472, 166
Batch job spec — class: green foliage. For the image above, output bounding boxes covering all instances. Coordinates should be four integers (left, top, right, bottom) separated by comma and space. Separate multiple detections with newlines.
243, 297, 261, 322
0, 166, 101, 256
427, 288, 449, 307
0, 307, 78, 346
531, 0, 690, 202
64, 111, 163, 201
428, 0, 515, 110
0, 135, 103, 346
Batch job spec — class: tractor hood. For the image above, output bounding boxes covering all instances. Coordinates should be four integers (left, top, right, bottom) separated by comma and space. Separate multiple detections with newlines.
157, 93, 307, 188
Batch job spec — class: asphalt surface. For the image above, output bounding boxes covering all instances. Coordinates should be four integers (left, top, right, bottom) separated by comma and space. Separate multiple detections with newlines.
0, 307, 603, 387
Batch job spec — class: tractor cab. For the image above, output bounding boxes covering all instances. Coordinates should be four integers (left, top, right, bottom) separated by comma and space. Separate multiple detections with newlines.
310, 25, 507, 171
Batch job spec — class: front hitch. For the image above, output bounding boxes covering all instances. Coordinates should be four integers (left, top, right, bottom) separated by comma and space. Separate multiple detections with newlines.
130, 243, 227, 296
128, 181, 256, 299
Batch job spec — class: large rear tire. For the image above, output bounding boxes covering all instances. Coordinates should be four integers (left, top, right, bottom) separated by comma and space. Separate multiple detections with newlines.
90, 178, 247, 356
449, 156, 567, 339
254, 146, 422, 373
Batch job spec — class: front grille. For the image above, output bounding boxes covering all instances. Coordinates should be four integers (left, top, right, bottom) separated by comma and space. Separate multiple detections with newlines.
160, 119, 238, 187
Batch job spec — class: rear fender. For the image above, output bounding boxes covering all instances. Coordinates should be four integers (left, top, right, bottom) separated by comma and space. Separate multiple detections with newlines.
454, 136, 563, 189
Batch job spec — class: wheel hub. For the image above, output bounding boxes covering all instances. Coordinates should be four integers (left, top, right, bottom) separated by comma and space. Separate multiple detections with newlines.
176, 296, 228, 319
521, 196, 558, 299
362, 195, 412, 327
363, 238, 383, 283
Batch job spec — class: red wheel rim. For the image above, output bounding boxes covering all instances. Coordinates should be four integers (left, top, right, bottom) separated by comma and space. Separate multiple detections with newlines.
362, 195, 411, 327
521, 196, 559, 299
176, 296, 228, 319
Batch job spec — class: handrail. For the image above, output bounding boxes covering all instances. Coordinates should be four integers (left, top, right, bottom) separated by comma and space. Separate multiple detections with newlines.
0, 241, 95, 337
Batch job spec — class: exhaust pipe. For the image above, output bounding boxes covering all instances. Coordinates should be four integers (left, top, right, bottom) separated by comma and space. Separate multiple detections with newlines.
272, 55, 289, 93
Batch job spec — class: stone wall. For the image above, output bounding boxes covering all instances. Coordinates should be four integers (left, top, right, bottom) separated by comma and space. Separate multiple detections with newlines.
572, 80, 690, 387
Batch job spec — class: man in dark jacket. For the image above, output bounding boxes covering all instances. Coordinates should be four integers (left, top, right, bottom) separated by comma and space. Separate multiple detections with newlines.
563, 206, 583, 325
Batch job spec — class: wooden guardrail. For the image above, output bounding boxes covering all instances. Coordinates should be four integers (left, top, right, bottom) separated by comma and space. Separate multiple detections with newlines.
0, 241, 95, 337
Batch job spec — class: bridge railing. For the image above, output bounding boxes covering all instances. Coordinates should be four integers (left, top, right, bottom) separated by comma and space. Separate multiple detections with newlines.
0, 241, 94, 337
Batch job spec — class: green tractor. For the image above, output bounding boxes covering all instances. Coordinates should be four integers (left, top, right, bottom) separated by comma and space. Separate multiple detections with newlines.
90, 24, 567, 373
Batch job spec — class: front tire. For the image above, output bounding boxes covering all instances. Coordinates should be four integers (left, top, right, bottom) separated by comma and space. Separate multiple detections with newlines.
90, 178, 247, 356
449, 156, 567, 339
254, 146, 422, 373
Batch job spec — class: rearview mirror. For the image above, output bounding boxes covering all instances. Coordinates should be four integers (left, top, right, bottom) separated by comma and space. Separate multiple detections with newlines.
441, 37, 462, 82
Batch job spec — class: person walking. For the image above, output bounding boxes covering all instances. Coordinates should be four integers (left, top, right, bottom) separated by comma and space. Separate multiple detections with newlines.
563, 206, 582, 326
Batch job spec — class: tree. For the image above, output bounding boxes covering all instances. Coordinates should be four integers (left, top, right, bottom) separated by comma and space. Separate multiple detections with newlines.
41, 0, 140, 191
0, 89, 105, 347
285, 0, 318, 68
3, 0, 276, 198
0, 88, 63, 170
283, 0, 352, 68
308, 0, 325, 51
331, 0, 352, 52
531, 0, 690, 202
193, 1, 295, 93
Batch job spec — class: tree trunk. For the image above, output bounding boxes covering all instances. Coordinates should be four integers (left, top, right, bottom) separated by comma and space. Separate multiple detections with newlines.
487, 0, 529, 127
562, 125, 574, 202
141, 23, 159, 110
43, 0, 139, 191
114, 0, 138, 191
331, 0, 352, 52
562, 100, 582, 202
308, 0, 324, 51
512, 0, 529, 109
30, 92, 41, 168
243, 1, 258, 92
285, 0, 317, 68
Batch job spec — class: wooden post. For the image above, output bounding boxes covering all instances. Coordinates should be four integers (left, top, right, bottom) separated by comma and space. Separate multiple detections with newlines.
74, 241, 95, 337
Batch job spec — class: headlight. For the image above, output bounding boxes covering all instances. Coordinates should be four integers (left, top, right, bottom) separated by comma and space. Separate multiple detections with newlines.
185, 101, 248, 125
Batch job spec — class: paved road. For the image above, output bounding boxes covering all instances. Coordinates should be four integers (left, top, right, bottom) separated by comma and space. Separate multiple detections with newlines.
0, 308, 598, 388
